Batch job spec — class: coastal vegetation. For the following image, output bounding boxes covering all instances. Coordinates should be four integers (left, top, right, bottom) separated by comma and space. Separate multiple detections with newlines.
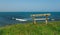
0, 21, 60, 35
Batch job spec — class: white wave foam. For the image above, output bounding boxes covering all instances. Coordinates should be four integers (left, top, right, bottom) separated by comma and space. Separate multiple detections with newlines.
16, 18, 27, 21
12, 17, 50, 21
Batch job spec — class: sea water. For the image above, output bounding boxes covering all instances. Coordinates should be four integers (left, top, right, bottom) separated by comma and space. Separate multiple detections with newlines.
0, 12, 60, 26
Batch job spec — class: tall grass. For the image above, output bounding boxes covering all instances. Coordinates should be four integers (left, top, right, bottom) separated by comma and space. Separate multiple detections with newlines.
0, 21, 60, 35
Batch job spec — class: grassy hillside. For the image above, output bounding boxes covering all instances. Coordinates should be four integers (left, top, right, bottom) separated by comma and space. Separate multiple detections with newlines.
0, 21, 60, 35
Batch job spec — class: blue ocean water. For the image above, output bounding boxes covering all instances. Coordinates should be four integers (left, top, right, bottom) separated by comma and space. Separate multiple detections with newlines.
0, 12, 60, 26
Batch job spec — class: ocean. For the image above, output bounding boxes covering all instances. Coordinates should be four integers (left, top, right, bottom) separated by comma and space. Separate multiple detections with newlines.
0, 12, 60, 26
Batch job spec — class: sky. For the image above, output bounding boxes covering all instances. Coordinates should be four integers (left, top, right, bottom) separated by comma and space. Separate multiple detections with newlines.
0, 0, 60, 12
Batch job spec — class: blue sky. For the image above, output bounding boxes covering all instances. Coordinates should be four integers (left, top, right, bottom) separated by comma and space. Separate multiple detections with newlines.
0, 0, 60, 12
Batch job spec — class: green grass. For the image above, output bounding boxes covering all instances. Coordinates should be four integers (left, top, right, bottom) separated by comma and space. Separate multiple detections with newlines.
0, 21, 60, 35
